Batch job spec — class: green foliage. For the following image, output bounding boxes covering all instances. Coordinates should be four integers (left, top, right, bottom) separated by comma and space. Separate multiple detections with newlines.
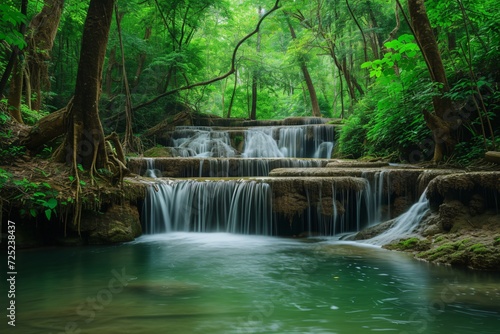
0, 167, 12, 188
8, 178, 60, 221
20, 104, 48, 125
361, 34, 419, 78
0, 108, 26, 160
0, 144, 25, 159
0, 3, 27, 50
336, 106, 372, 158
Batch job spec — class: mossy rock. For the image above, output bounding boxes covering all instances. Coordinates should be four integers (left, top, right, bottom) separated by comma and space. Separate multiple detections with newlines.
384, 237, 431, 252
144, 146, 175, 157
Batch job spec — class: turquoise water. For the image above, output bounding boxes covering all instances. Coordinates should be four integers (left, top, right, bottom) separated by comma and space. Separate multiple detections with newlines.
2, 233, 500, 333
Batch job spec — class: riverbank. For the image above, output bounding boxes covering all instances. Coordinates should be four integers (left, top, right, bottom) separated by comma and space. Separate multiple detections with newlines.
355, 171, 500, 270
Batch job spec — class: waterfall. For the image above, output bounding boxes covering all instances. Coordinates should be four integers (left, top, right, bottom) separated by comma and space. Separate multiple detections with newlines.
142, 180, 274, 235
171, 128, 237, 157
278, 127, 305, 157
242, 129, 284, 158
313, 142, 334, 159
364, 190, 430, 246
144, 158, 161, 178
360, 170, 390, 226
243, 125, 335, 158
167, 124, 335, 159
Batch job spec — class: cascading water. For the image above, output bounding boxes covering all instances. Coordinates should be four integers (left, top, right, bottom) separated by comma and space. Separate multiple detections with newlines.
193, 158, 327, 177
142, 180, 274, 235
242, 125, 335, 158
171, 127, 237, 157
242, 129, 284, 158
278, 127, 305, 157
139, 121, 431, 241
144, 158, 162, 178
360, 170, 391, 226
166, 124, 335, 159
364, 189, 430, 245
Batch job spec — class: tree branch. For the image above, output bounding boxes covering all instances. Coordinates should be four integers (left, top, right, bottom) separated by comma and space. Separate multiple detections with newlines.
132, 0, 281, 112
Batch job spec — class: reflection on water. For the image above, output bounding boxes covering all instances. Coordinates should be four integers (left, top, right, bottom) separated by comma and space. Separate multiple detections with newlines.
1, 233, 500, 333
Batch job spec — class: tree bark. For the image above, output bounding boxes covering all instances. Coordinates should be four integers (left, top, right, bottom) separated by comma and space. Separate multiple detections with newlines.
485, 151, 500, 165
115, 4, 140, 154
250, 6, 264, 120
26, 0, 65, 111
408, 0, 454, 162
22, 104, 67, 149
55, 0, 115, 170
133, 26, 152, 88
5, 0, 28, 122
7, 59, 24, 123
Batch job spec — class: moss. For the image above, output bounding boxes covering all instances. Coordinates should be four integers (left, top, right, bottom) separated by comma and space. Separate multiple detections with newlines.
494, 236, 500, 246
143, 146, 174, 157
385, 237, 430, 251
469, 243, 488, 254
434, 235, 446, 243
417, 242, 456, 261
233, 135, 244, 147
449, 250, 469, 266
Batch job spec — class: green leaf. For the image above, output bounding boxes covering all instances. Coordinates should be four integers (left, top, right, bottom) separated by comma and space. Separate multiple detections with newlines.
77, 164, 84, 172
361, 61, 372, 69
46, 198, 58, 209
407, 51, 417, 58
45, 209, 52, 220
30, 209, 37, 217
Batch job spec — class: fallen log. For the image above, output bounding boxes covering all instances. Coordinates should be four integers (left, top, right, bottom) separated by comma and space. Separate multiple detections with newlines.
21, 105, 67, 150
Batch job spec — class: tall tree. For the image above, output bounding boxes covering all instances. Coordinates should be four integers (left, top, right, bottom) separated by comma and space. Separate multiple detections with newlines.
407, 0, 455, 162
250, 6, 264, 120
4, 0, 28, 123
55, 0, 115, 171
26, 0, 65, 111
286, 15, 322, 117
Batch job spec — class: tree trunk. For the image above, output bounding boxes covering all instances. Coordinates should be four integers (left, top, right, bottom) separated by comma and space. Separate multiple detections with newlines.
287, 19, 322, 117
27, 0, 65, 111
115, 4, 140, 154
227, 70, 238, 118
133, 26, 152, 88
5, 0, 28, 122
250, 6, 264, 120
408, 0, 454, 162
55, 0, 115, 170
7, 59, 24, 123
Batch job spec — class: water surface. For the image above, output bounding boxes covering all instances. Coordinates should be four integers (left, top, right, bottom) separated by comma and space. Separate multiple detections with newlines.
2, 233, 500, 333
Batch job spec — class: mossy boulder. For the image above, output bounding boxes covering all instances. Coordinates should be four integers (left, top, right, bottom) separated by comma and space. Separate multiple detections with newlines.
384, 237, 431, 252
144, 146, 176, 157
79, 202, 142, 244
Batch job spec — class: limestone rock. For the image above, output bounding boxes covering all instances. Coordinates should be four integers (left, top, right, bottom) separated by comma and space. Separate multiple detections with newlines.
79, 202, 142, 244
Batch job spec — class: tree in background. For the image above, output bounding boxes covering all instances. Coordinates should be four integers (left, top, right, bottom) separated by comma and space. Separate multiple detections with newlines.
26, 0, 65, 111
407, 0, 455, 163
